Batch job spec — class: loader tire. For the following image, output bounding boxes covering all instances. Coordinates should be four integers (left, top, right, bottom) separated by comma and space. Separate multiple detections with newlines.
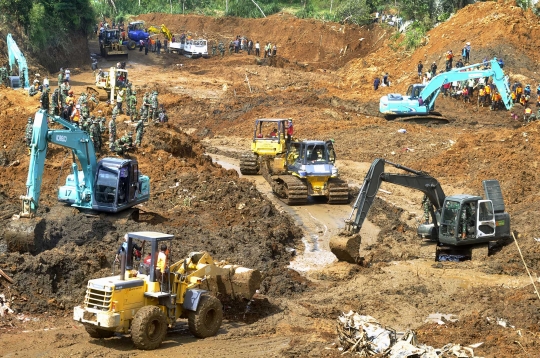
188, 294, 223, 338
131, 306, 168, 350
127, 40, 137, 50
84, 325, 115, 339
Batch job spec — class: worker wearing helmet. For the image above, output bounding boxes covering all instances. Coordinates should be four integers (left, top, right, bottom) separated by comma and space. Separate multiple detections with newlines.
65, 89, 74, 106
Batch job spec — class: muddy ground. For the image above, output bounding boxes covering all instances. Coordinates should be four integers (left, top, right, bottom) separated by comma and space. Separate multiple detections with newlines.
1, 2, 540, 357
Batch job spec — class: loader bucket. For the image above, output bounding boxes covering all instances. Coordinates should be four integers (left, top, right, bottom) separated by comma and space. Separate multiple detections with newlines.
205, 265, 262, 300
2, 217, 46, 254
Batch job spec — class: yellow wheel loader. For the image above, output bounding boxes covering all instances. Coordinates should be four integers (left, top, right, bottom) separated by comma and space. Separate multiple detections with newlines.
74, 231, 261, 350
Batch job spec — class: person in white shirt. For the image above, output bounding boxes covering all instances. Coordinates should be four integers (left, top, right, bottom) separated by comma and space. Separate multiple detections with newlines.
255, 41, 260, 57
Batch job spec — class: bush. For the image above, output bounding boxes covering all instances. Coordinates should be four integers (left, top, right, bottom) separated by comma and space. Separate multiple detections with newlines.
400, 21, 427, 51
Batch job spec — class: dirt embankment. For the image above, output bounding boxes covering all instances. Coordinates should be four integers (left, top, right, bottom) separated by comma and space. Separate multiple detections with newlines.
137, 12, 390, 69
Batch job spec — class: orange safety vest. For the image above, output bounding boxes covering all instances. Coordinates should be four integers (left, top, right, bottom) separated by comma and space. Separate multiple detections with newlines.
484, 86, 491, 95
525, 107, 532, 114
479, 88, 485, 96
71, 108, 80, 123
516, 87, 523, 94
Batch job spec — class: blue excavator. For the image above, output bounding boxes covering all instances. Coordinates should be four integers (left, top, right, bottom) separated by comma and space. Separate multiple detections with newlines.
3, 110, 151, 253
6, 33, 29, 89
21, 109, 150, 217
379, 59, 512, 118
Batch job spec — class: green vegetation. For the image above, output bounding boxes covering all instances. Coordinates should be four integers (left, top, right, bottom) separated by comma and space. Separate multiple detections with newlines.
1, 0, 537, 56
0, 0, 95, 51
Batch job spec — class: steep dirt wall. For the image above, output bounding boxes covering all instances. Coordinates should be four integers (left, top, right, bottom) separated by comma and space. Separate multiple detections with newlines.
136, 13, 390, 69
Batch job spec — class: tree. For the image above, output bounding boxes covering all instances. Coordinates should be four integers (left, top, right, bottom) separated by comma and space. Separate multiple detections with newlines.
336, 0, 372, 25
0, 0, 34, 27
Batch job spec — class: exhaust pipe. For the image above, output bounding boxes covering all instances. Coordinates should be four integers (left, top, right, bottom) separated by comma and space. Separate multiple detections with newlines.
119, 251, 126, 281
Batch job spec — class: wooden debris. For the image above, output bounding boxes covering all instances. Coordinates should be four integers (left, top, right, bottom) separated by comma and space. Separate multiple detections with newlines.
0, 268, 14, 284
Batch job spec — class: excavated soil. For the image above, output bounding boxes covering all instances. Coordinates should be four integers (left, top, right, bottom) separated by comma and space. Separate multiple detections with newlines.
1, 3, 540, 357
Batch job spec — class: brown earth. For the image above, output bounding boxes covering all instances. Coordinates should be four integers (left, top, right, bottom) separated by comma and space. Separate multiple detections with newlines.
1, 2, 540, 357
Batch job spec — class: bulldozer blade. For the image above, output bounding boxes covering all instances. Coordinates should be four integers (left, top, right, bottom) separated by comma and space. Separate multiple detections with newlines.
329, 233, 361, 263
205, 266, 262, 300
2, 217, 45, 254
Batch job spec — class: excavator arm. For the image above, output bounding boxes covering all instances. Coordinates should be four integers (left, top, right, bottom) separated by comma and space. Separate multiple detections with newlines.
21, 110, 97, 217
346, 159, 446, 234
421, 59, 512, 110
148, 24, 172, 42
7, 33, 29, 88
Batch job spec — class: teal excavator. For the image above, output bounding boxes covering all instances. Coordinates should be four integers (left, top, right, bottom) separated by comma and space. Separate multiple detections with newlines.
4, 110, 150, 253
7, 33, 29, 89
379, 59, 512, 118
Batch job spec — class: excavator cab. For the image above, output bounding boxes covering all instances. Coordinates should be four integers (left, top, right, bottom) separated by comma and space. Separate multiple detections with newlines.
93, 158, 150, 212
438, 195, 498, 245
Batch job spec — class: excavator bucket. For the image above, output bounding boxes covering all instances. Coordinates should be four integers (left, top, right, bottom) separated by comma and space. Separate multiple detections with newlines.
329, 233, 361, 264
2, 217, 45, 254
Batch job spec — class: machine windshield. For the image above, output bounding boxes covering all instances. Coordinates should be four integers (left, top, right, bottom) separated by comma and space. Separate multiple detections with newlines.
306, 144, 327, 164
95, 167, 118, 204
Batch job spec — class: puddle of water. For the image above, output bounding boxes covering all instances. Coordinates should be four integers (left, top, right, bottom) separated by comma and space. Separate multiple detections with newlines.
207, 154, 242, 175
288, 235, 337, 273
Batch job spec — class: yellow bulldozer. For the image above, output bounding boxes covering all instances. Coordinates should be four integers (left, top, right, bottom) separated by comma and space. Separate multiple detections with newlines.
74, 231, 261, 350
239, 118, 291, 175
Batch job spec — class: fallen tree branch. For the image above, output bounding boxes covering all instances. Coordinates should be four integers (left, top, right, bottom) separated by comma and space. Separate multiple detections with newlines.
0, 268, 14, 284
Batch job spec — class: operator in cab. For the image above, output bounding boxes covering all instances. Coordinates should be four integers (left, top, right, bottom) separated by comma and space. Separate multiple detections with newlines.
115, 234, 142, 265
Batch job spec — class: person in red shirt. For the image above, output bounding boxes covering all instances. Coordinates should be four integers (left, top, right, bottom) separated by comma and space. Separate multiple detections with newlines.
286, 119, 294, 146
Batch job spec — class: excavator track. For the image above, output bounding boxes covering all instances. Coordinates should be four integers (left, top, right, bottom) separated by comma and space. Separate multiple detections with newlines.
281, 175, 308, 205
327, 178, 350, 204
239, 153, 259, 175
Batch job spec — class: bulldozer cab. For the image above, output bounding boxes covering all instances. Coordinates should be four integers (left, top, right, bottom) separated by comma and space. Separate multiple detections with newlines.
293, 140, 336, 165
103, 29, 120, 44
250, 118, 288, 156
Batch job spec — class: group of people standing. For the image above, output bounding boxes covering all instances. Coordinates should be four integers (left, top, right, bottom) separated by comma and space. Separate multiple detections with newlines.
216, 36, 277, 58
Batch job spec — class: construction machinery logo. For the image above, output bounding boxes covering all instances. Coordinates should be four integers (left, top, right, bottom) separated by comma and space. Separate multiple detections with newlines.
56, 134, 68, 142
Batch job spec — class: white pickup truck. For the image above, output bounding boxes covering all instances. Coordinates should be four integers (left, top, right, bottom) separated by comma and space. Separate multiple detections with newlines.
169, 38, 208, 58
